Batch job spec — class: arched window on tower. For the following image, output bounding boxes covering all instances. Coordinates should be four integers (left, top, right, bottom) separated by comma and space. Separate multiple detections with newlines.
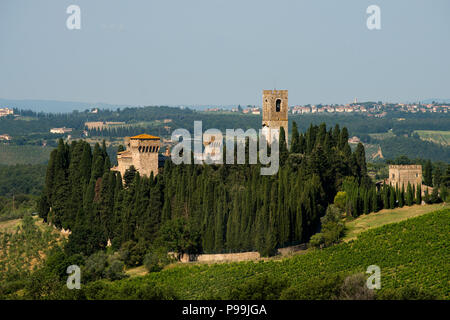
275, 99, 281, 112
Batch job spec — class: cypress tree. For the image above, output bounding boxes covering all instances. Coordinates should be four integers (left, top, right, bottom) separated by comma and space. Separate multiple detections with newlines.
424, 160, 433, 186
354, 143, 367, 179
279, 127, 288, 165
290, 121, 300, 153
298, 134, 306, 154
389, 186, 395, 209
433, 166, 442, 188
339, 127, 349, 150
332, 124, 340, 147
123, 165, 137, 187
371, 187, 379, 212
405, 182, 413, 206
363, 188, 370, 214
415, 184, 422, 204
397, 184, 404, 207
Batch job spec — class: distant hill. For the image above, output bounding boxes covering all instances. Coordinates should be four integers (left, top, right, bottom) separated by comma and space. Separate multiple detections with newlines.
0, 98, 136, 113
420, 98, 450, 104
0, 98, 235, 113
82, 208, 450, 299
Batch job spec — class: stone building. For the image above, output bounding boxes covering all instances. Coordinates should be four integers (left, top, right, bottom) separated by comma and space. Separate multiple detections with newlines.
202, 133, 223, 162
0, 107, 13, 117
388, 165, 422, 189
262, 89, 288, 144
112, 134, 161, 178
50, 127, 73, 134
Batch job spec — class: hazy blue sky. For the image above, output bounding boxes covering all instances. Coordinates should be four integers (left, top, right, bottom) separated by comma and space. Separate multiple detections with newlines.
1, 0, 449, 107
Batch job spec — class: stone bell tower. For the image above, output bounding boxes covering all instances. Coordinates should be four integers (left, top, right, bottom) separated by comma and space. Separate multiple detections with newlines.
262, 89, 288, 144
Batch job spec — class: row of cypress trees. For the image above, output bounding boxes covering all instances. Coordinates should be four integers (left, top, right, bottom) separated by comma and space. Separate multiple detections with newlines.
38, 122, 370, 258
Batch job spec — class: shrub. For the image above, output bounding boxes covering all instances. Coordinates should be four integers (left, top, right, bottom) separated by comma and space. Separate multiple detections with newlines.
83, 280, 178, 300
44, 247, 85, 280
309, 204, 345, 248
143, 245, 173, 273
119, 240, 147, 267
338, 273, 375, 300
377, 286, 437, 300
228, 274, 288, 300
82, 251, 108, 282
104, 260, 127, 281
280, 275, 343, 300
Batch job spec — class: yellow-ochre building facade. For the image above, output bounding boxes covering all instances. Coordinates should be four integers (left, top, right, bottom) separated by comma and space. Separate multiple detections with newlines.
112, 134, 161, 178
387, 165, 422, 189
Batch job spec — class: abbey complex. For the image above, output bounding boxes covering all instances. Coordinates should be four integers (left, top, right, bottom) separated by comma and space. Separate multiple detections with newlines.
112, 90, 427, 193
3, 2, 449, 302
113, 90, 291, 177
14, 86, 445, 301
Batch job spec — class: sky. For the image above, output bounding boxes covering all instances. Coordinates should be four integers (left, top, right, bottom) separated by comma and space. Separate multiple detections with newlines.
0, 0, 449, 107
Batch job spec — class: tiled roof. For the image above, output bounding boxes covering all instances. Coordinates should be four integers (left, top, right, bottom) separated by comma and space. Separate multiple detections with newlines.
130, 134, 160, 140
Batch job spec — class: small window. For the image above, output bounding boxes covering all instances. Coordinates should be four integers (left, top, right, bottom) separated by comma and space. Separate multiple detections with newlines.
416, 173, 418, 177
392, 174, 395, 178
275, 99, 281, 112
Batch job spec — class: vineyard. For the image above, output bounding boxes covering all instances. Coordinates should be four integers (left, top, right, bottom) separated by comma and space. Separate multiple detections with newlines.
414, 130, 450, 146
0, 144, 54, 165
0, 215, 61, 283
85, 208, 450, 299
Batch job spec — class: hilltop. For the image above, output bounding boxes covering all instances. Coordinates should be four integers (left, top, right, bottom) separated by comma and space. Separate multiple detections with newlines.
78, 208, 449, 299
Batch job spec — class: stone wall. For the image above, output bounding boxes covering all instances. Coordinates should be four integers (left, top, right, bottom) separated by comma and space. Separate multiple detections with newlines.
130, 139, 160, 177
178, 252, 261, 263
388, 165, 422, 189
112, 136, 160, 178
174, 244, 308, 264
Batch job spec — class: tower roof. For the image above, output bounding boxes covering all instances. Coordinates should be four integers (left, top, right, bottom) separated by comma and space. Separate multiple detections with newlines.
130, 134, 160, 140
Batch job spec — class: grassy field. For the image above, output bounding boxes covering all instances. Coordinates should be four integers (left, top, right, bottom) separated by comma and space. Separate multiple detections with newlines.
126, 265, 148, 277
369, 130, 396, 140
103, 208, 450, 299
124, 203, 449, 278
344, 203, 450, 241
0, 218, 22, 233
414, 130, 450, 146
0, 215, 63, 283
0, 216, 62, 234
0, 144, 54, 165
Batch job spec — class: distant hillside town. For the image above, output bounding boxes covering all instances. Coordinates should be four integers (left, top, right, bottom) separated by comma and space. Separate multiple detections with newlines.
205, 102, 450, 117
0, 107, 14, 117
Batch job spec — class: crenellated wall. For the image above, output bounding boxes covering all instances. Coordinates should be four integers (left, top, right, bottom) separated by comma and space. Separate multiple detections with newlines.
112, 135, 161, 178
